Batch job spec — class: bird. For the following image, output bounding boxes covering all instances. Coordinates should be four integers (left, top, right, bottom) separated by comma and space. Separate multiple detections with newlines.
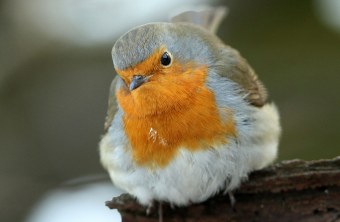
99, 6, 281, 211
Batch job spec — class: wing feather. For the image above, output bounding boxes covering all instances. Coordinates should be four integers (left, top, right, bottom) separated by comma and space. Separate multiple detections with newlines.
171, 7, 227, 34
215, 45, 268, 107
104, 76, 119, 132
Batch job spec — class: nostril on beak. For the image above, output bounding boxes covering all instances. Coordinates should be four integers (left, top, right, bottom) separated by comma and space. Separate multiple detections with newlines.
130, 75, 147, 91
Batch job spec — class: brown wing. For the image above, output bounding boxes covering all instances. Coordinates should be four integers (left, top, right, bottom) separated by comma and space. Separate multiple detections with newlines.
104, 76, 119, 132
219, 45, 268, 107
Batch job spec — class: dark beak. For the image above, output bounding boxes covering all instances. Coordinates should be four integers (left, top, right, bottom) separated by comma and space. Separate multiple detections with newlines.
129, 75, 148, 91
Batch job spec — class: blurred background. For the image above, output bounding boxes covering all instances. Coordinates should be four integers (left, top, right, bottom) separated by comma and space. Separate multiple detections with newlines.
1, 0, 339, 221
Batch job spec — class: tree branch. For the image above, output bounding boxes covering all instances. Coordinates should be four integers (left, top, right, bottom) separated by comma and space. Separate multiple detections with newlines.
106, 156, 340, 222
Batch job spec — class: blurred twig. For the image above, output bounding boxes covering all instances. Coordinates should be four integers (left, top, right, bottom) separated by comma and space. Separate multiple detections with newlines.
106, 156, 340, 222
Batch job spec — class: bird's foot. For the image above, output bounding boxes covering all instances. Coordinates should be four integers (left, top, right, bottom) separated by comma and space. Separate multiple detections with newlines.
146, 202, 154, 215
228, 191, 236, 208
158, 201, 163, 222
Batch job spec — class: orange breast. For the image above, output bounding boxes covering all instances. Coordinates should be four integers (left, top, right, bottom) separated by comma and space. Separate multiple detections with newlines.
115, 48, 236, 168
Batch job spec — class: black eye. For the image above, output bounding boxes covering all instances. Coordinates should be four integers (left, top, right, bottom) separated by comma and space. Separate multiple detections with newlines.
160, 52, 172, 66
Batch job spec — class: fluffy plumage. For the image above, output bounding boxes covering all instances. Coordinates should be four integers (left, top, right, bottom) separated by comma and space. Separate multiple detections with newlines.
100, 8, 281, 206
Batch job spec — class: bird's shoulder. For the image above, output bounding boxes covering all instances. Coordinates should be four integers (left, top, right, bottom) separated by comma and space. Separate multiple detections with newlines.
213, 44, 268, 107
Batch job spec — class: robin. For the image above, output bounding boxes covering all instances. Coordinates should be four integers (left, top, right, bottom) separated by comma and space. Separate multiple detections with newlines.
100, 7, 281, 212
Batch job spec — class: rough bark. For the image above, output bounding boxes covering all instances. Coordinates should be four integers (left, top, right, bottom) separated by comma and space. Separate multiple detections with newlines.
106, 156, 340, 222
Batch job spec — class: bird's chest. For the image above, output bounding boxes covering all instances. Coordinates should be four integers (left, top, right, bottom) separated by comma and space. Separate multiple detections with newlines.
122, 106, 236, 168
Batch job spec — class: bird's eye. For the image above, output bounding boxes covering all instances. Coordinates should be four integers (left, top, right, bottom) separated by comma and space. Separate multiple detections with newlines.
160, 51, 172, 67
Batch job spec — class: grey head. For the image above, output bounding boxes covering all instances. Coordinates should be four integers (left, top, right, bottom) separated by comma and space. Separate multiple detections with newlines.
111, 22, 224, 71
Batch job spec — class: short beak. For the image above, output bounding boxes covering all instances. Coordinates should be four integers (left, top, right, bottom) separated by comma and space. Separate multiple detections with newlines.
129, 75, 148, 91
